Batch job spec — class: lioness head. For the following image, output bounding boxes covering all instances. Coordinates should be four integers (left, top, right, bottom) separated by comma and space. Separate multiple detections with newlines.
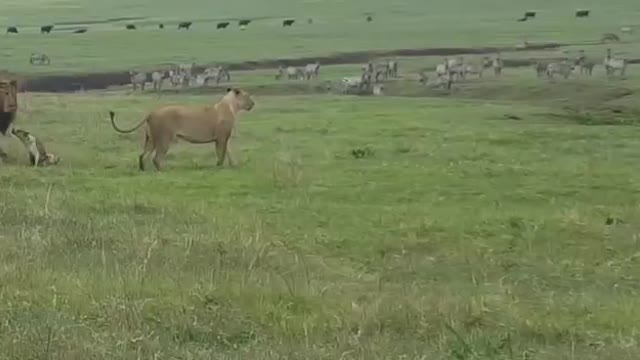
224, 88, 255, 112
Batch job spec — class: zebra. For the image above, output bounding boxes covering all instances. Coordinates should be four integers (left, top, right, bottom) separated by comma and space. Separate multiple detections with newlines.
492, 54, 503, 76
29, 53, 50, 66
202, 66, 231, 85
286, 66, 305, 80
151, 71, 168, 91
304, 62, 320, 80
575, 51, 595, 76
341, 70, 372, 94
546, 60, 575, 79
446, 57, 465, 80
534, 61, 550, 77
462, 63, 483, 78
420, 71, 452, 89
435, 61, 449, 78
387, 60, 398, 78
129, 71, 147, 91
603, 48, 627, 76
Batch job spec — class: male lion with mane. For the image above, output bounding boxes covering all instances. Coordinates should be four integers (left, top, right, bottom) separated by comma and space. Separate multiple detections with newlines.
109, 88, 255, 171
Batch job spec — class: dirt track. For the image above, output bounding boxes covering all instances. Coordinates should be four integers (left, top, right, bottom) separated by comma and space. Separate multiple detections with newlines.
19, 42, 581, 93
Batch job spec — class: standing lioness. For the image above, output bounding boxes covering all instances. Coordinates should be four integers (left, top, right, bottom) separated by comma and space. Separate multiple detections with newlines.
109, 88, 255, 171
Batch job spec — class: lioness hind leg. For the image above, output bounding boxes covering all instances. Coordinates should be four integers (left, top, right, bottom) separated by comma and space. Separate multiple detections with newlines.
152, 148, 167, 171
139, 133, 154, 171
152, 138, 171, 171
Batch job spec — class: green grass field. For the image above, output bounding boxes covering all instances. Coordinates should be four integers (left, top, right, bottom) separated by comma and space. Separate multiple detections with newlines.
2, 0, 640, 359
1, 0, 640, 74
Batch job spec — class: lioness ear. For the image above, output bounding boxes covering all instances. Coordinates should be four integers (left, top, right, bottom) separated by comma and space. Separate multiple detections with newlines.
234, 89, 240, 95
226, 88, 232, 93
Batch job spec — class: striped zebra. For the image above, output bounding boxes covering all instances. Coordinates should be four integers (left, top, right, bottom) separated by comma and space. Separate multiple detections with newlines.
304, 62, 321, 80
546, 61, 575, 79
129, 71, 147, 91
603, 48, 627, 76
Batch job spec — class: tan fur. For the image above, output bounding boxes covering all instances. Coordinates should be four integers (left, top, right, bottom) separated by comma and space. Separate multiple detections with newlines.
0, 79, 18, 161
11, 128, 60, 167
109, 88, 255, 171
0, 80, 17, 110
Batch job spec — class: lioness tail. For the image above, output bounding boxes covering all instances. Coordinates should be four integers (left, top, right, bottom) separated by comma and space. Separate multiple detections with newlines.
109, 110, 147, 134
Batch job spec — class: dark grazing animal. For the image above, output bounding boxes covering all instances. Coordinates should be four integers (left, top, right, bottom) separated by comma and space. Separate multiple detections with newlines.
575, 9, 590, 18
238, 19, 251, 26
126, 24, 136, 30
283, 19, 295, 27
525, 11, 536, 18
158, 23, 164, 29
178, 21, 192, 30
6, 27, 18, 34
73, 28, 87, 33
217, 22, 230, 29
40, 25, 54, 34
366, 15, 373, 22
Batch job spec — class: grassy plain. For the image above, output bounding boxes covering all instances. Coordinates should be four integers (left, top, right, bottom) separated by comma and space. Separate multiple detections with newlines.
0, 0, 639, 74
2, 0, 640, 359
2, 77, 640, 358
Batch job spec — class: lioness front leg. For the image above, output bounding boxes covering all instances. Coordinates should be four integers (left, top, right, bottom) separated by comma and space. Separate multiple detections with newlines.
225, 137, 237, 167
214, 137, 229, 167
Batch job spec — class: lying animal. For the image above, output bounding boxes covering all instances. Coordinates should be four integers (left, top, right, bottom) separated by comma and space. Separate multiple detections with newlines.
341, 72, 372, 93
109, 88, 255, 171
11, 128, 60, 167
546, 62, 575, 79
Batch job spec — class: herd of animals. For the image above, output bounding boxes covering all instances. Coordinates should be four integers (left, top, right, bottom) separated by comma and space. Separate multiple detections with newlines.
416, 47, 628, 90
0, 43, 631, 170
265, 46, 628, 95
1, 43, 633, 169
128, 63, 232, 91
5, 18, 311, 35
0, 4, 634, 170
5, 14, 380, 36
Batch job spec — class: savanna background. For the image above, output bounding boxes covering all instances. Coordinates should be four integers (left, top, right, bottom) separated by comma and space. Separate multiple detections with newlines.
1, 0, 640, 358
